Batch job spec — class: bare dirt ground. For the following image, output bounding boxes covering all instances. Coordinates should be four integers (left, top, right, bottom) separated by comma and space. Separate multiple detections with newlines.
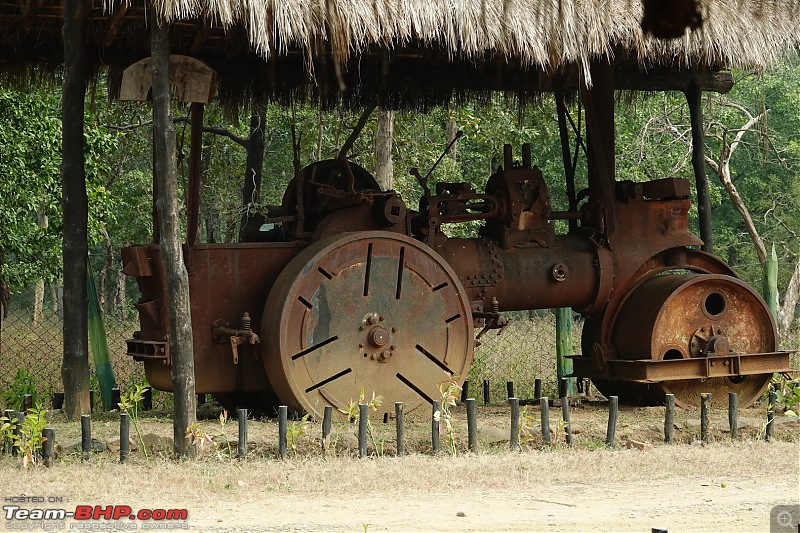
1, 401, 798, 532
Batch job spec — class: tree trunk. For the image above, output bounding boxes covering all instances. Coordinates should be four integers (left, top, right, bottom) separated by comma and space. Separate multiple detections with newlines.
778, 259, 800, 335
686, 83, 713, 254
375, 108, 394, 190
61, 0, 91, 419
114, 263, 126, 320
151, 13, 196, 457
33, 209, 49, 326
238, 101, 266, 241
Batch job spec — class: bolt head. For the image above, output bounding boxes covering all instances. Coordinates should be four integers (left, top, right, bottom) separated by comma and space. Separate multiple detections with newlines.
368, 315, 378, 325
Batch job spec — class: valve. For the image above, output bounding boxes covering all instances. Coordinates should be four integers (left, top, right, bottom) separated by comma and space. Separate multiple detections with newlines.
474, 297, 511, 340
211, 312, 261, 364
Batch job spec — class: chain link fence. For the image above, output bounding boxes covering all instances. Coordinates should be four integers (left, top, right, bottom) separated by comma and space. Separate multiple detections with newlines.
0, 285, 173, 413
1, 282, 797, 414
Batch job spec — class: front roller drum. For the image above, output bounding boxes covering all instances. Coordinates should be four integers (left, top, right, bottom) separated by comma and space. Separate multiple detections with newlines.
262, 231, 474, 418
609, 273, 777, 408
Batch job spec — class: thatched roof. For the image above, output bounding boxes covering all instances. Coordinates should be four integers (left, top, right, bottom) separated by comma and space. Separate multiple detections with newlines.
1, 0, 798, 106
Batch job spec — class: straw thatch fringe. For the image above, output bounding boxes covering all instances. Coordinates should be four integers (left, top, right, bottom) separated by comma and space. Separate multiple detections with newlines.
109, 0, 800, 81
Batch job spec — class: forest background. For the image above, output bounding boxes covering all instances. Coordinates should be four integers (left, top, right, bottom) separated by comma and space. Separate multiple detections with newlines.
0, 61, 798, 407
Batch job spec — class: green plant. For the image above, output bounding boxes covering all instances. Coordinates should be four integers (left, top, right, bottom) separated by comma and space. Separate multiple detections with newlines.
0, 404, 48, 467
771, 375, 800, 417
434, 379, 461, 455
339, 389, 383, 456
518, 405, 539, 447
287, 413, 311, 453
118, 383, 149, 460
1, 369, 38, 411
186, 410, 235, 460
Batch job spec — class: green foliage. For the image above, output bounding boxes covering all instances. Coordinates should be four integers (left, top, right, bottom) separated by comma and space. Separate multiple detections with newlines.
186, 409, 234, 460
434, 379, 461, 455
771, 375, 800, 417
1, 369, 38, 411
118, 384, 149, 460
339, 388, 384, 456
0, 87, 118, 288
286, 413, 311, 453
0, 404, 48, 467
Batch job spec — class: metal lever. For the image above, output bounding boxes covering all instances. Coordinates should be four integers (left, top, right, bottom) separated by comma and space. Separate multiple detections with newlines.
211, 312, 261, 364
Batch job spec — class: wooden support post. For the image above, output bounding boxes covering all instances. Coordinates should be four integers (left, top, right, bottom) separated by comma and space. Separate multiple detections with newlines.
686, 81, 713, 253
540, 397, 551, 446
664, 394, 675, 444
728, 392, 738, 439
358, 404, 368, 458
701, 393, 711, 444
61, 0, 92, 420
322, 405, 332, 451
509, 398, 520, 450
466, 398, 477, 452
534, 379, 542, 401
431, 400, 440, 454
42, 428, 55, 467
556, 307, 573, 396
237, 409, 247, 458
483, 379, 490, 405
278, 405, 287, 458
606, 396, 618, 447
81, 414, 91, 460
151, 11, 197, 457
395, 402, 405, 456
119, 413, 130, 463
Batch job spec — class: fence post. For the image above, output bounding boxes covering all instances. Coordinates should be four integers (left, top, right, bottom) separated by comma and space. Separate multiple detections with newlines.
483, 380, 490, 405
431, 400, 440, 454
237, 408, 248, 458
81, 414, 91, 460
322, 405, 332, 451
466, 398, 477, 452
460, 380, 469, 403
700, 393, 711, 444
42, 428, 55, 467
555, 307, 573, 397
278, 405, 287, 458
766, 391, 776, 441
509, 398, 520, 450
358, 404, 368, 458
395, 402, 405, 456
142, 388, 153, 411
119, 412, 130, 463
540, 397, 551, 446
606, 396, 618, 447
664, 394, 675, 444
506, 381, 515, 400
534, 379, 542, 401
728, 392, 738, 439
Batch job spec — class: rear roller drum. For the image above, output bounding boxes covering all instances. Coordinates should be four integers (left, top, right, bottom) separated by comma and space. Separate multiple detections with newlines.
588, 273, 776, 408
262, 231, 474, 418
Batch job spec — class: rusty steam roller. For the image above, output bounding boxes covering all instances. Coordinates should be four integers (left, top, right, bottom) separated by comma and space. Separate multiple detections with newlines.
122, 131, 792, 416
116, 34, 793, 418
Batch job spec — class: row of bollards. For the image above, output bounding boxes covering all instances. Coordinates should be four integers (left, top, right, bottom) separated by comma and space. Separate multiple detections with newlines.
3, 386, 784, 464
471, 378, 547, 406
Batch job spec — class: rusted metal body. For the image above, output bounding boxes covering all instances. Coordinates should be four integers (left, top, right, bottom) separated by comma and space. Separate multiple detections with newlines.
122, 144, 792, 416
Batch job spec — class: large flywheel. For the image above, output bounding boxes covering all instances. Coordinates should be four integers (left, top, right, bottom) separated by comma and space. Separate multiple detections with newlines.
262, 231, 474, 417
598, 273, 777, 408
